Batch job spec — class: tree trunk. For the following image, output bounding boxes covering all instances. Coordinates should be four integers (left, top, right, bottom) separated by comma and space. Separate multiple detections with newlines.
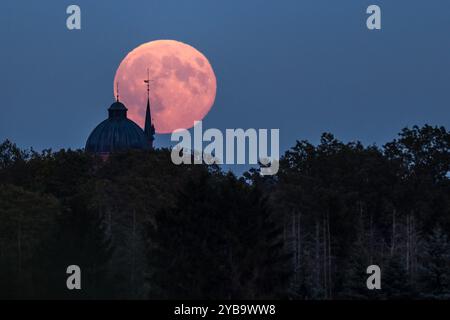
406, 214, 410, 274
322, 215, 327, 299
17, 219, 22, 277
391, 209, 396, 256
292, 212, 297, 277
326, 211, 331, 298
410, 213, 417, 284
297, 211, 301, 273
131, 209, 137, 296
315, 219, 320, 295
369, 213, 374, 265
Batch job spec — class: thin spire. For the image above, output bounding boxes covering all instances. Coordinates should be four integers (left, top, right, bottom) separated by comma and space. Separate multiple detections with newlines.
144, 69, 155, 149
116, 82, 120, 101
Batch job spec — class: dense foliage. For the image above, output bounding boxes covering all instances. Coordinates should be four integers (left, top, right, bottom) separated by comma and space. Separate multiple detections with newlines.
0, 125, 448, 299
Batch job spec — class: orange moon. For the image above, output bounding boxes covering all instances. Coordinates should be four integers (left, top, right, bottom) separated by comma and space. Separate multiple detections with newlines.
113, 40, 217, 134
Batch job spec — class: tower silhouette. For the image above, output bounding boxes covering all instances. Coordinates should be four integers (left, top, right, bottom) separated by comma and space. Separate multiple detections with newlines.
144, 69, 155, 149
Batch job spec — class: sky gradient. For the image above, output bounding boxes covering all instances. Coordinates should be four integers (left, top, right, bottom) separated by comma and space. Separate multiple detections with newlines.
1, 0, 449, 161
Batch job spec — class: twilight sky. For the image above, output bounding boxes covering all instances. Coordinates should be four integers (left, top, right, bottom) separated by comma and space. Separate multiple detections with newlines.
1, 0, 449, 160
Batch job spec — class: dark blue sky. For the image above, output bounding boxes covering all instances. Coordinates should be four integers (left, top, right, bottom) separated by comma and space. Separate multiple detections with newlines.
1, 0, 449, 157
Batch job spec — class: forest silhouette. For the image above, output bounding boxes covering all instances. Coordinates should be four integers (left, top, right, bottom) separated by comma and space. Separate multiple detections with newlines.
0, 125, 449, 299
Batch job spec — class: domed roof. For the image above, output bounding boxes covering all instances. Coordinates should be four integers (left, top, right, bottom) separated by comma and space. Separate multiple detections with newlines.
108, 101, 127, 111
85, 100, 149, 154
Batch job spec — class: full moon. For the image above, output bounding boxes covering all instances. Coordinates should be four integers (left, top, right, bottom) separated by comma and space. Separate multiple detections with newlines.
113, 40, 217, 134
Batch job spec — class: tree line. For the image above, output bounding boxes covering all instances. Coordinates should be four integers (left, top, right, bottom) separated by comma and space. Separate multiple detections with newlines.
0, 125, 449, 299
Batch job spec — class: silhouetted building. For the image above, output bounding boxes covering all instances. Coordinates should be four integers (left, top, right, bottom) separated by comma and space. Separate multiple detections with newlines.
85, 95, 155, 156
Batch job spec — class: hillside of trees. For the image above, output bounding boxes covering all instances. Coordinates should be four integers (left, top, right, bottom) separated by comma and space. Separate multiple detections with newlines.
0, 125, 449, 299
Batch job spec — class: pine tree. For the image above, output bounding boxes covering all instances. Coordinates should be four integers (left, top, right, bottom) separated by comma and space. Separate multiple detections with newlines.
0, 184, 60, 299
418, 226, 450, 299
382, 254, 415, 299
145, 168, 224, 299
228, 186, 291, 299
37, 193, 114, 299
145, 170, 291, 299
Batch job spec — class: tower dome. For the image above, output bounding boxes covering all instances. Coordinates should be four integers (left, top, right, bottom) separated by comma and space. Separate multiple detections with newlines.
85, 100, 149, 155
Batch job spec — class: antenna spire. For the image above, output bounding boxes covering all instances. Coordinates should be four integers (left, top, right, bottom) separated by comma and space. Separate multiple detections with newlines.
144, 68, 151, 101
116, 82, 120, 101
